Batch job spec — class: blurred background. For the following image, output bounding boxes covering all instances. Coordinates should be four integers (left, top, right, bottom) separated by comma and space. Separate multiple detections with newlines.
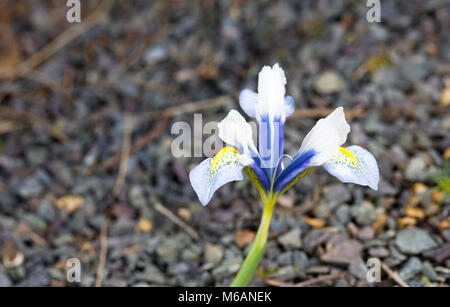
0, 0, 449, 287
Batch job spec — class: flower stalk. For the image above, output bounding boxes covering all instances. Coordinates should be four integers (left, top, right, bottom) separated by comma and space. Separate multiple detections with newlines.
231, 193, 277, 287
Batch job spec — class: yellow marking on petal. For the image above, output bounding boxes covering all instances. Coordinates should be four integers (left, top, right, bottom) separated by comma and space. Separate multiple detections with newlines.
338, 146, 359, 167
210, 147, 240, 179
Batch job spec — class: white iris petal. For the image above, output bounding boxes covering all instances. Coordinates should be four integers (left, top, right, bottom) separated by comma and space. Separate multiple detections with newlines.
218, 110, 257, 157
256, 63, 287, 121
297, 107, 350, 166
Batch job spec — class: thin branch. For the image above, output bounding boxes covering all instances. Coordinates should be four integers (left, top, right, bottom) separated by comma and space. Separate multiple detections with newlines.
0, 106, 68, 142
95, 218, 109, 287
154, 202, 200, 241
0, 0, 114, 79
112, 115, 133, 197
137, 95, 231, 123
264, 272, 344, 287
290, 106, 365, 120
380, 261, 409, 287
101, 116, 169, 170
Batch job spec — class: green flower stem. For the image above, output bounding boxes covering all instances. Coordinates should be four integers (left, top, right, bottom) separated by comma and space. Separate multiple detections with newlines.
230, 194, 277, 287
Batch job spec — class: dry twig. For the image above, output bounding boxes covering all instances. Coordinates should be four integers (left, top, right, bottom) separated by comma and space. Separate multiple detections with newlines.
290, 106, 365, 120
0, 0, 115, 80
95, 218, 109, 287
0, 106, 68, 142
264, 272, 344, 287
138, 95, 231, 123
101, 116, 169, 170
112, 115, 133, 196
154, 202, 200, 240
380, 261, 409, 287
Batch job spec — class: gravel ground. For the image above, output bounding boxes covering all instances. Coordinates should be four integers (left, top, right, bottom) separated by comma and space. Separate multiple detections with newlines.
0, 0, 449, 287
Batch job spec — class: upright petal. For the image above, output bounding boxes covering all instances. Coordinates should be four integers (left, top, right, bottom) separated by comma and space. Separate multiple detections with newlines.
323, 145, 379, 190
239, 90, 295, 119
284, 96, 295, 117
239, 89, 257, 118
256, 63, 287, 122
189, 147, 251, 206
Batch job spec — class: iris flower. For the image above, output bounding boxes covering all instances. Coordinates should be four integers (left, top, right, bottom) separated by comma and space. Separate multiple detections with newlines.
189, 64, 379, 286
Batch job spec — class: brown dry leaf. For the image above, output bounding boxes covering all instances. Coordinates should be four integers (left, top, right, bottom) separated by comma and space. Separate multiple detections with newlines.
50, 280, 65, 287
234, 230, 255, 248
136, 218, 153, 232
55, 195, 84, 213
365, 53, 392, 75
405, 207, 425, 220
177, 208, 192, 221
79, 242, 96, 258
0, 51, 21, 71
412, 182, 428, 195
2, 239, 24, 269
407, 196, 421, 207
439, 219, 450, 233
123, 244, 144, 254
277, 195, 294, 208
398, 217, 417, 228
372, 213, 388, 235
444, 147, 450, 160
441, 87, 450, 107
431, 191, 443, 204
425, 42, 438, 57
54, 260, 68, 270
302, 216, 326, 228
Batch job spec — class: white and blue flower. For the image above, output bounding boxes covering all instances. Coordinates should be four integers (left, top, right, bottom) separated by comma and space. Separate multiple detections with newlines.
189, 64, 379, 206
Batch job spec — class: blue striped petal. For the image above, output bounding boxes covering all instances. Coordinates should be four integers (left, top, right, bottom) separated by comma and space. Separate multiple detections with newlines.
323, 145, 379, 190
258, 116, 284, 177
189, 147, 248, 206
273, 150, 315, 191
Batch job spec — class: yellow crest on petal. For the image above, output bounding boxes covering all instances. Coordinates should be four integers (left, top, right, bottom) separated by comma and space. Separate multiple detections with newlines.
328, 146, 360, 169
210, 147, 240, 179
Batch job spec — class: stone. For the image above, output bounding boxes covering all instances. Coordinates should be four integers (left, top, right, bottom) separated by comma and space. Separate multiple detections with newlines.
293, 251, 309, 270
395, 228, 438, 255
405, 156, 427, 181
422, 261, 439, 281
277, 251, 293, 265
324, 184, 351, 204
335, 204, 351, 224
17, 177, 44, 198
352, 203, 377, 226
144, 45, 168, 65
399, 257, 422, 280
303, 229, 332, 253
314, 71, 346, 94
278, 228, 302, 248
204, 243, 223, 264
0, 272, 12, 287
368, 247, 389, 258
321, 240, 363, 265
349, 259, 367, 280
359, 227, 375, 240
442, 228, 450, 243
